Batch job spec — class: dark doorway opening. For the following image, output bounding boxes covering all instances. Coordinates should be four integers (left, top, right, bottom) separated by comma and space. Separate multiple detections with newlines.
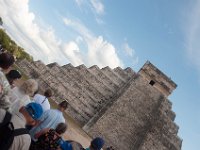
149, 80, 155, 86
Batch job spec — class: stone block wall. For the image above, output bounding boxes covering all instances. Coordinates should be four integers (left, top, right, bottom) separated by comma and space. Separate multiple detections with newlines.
139, 61, 177, 97
16, 59, 135, 126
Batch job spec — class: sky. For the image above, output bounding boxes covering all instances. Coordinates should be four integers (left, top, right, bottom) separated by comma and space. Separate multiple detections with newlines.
0, 0, 200, 149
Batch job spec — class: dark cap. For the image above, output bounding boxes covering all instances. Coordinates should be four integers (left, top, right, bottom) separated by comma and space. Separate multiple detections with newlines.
91, 137, 105, 150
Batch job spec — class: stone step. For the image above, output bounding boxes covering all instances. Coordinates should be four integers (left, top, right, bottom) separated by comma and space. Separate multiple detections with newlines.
32, 63, 95, 122
161, 130, 182, 150
89, 65, 119, 92
31, 60, 48, 73
18, 60, 95, 125
83, 75, 138, 131
66, 105, 88, 126
49, 80, 94, 120
159, 103, 179, 135
166, 110, 176, 121
47, 62, 59, 68
62, 64, 107, 107
124, 67, 136, 78
17, 60, 37, 76
113, 67, 130, 81
160, 99, 176, 121
59, 100, 90, 126
52, 64, 100, 109
76, 64, 114, 98
56, 87, 95, 122
101, 66, 125, 86
50, 95, 88, 125
47, 64, 97, 119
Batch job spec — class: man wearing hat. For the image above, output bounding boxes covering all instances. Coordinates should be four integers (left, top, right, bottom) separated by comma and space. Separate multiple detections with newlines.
86, 137, 105, 150
0, 102, 43, 150
30, 100, 68, 141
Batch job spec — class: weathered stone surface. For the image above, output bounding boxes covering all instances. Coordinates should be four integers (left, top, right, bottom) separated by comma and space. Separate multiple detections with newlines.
101, 66, 125, 86
88, 63, 181, 150
76, 64, 114, 98
114, 67, 130, 81
89, 65, 119, 92
138, 61, 177, 97
16, 59, 181, 149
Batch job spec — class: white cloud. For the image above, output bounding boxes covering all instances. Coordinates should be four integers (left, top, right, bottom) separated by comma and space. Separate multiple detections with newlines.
185, 0, 200, 70
74, 0, 105, 25
75, 0, 84, 7
123, 42, 133, 57
0, 0, 67, 64
0, 0, 123, 68
62, 41, 84, 66
122, 42, 139, 65
74, 0, 104, 15
90, 0, 104, 15
63, 17, 123, 68
95, 17, 105, 24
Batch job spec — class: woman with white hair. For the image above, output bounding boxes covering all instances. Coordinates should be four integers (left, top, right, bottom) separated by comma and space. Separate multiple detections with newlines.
9, 79, 38, 114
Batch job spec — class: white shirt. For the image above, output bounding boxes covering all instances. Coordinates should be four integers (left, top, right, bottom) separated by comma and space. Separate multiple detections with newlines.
0, 69, 11, 109
33, 94, 50, 112
8, 87, 31, 114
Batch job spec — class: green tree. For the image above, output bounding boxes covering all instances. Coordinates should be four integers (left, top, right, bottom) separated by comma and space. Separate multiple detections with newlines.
0, 29, 33, 61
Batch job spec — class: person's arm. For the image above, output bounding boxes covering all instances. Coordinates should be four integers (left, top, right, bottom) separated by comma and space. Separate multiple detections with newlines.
0, 72, 11, 109
34, 128, 50, 139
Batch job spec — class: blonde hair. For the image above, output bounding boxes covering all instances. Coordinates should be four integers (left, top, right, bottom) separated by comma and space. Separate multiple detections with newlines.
20, 79, 38, 96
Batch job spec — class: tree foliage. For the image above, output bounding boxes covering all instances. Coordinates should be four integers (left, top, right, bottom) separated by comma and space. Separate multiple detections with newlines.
0, 29, 33, 61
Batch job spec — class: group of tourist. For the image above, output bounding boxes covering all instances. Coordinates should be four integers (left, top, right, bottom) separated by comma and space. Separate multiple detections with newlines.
0, 52, 113, 150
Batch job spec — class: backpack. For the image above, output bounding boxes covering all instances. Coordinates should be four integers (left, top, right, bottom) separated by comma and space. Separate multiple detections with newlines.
0, 111, 29, 150
30, 129, 61, 150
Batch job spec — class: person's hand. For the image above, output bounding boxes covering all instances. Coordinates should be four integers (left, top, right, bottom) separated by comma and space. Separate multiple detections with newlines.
34, 132, 40, 139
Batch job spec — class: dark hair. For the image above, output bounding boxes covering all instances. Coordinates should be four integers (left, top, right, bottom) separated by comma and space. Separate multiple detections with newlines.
55, 123, 67, 134
68, 141, 84, 150
6, 70, 21, 79
44, 89, 53, 98
106, 146, 114, 150
59, 101, 68, 110
0, 52, 15, 69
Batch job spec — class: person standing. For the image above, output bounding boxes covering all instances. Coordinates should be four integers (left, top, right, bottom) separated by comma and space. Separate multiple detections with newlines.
9, 79, 38, 114
30, 100, 68, 141
33, 89, 53, 112
0, 102, 43, 150
0, 52, 15, 109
